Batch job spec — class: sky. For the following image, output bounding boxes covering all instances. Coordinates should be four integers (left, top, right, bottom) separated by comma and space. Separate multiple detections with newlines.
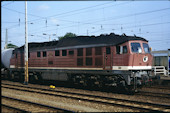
1, 0, 170, 51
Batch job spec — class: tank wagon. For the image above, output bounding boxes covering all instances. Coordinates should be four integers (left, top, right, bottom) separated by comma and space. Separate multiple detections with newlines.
1, 48, 14, 78
4, 33, 154, 92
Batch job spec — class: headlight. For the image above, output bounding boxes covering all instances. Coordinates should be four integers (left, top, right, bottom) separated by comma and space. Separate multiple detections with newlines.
143, 56, 148, 62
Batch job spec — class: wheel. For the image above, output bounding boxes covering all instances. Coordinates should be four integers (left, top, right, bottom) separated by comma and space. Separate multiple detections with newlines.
10, 72, 15, 80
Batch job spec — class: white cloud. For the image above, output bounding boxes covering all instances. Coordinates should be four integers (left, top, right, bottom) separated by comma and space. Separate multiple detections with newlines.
38, 4, 50, 11
50, 17, 59, 24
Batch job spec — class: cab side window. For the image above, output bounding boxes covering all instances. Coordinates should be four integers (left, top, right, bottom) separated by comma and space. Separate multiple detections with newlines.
116, 46, 120, 54
123, 46, 128, 54
116, 45, 128, 54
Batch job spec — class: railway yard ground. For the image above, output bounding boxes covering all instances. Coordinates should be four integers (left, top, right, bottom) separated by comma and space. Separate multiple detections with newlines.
1, 79, 170, 112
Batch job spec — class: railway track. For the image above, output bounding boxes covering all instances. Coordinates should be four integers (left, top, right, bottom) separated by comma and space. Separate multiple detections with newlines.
146, 86, 170, 90
2, 95, 73, 112
2, 104, 29, 113
2, 82, 170, 112
137, 91, 170, 99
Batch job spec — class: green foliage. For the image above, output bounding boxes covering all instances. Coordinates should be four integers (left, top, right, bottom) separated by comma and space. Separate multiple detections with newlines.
58, 32, 76, 40
7, 43, 18, 48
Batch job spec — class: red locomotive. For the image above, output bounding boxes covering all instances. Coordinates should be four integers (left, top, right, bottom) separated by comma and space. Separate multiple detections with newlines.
3, 33, 154, 92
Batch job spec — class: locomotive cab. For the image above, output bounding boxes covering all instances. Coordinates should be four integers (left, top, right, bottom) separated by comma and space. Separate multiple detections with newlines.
112, 40, 153, 91
129, 40, 153, 88
129, 40, 152, 69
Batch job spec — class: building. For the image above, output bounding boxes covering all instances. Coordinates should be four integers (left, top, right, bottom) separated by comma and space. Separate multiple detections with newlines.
152, 49, 170, 76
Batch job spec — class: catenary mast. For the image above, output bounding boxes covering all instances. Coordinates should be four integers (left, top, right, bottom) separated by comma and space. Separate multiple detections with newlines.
24, 1, 29, 85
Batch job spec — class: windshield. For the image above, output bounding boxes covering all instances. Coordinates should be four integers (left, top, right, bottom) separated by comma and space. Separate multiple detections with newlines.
143, 43, 150, 53
131, 43, 142, 53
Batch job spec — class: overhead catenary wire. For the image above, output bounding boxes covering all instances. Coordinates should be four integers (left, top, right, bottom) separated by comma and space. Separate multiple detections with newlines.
3, 20, 170, 42
48, 1, 132, 19
2, 1, 114, 24
84, 21, 170, 35
84, 7, 170, 26
2, 1, 133, 30
45, 1, 114, 18
29, 7, 170, 35
29, 17, 170, 36
1, 1, 14, 7
1, 2, 115, 31
2, 2, 170, 49
31, 3, 170, 30
2, 21, 19, 23
2, 2, 170, 34
2, 6, 46, 19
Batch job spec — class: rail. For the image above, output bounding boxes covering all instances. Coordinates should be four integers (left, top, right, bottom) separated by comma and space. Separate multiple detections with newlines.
2, 95, 74, 112
2, 104, 29, 112
2, 83, 170, 112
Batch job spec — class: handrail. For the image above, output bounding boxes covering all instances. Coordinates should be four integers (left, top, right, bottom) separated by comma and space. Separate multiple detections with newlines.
152, 66, 167, 76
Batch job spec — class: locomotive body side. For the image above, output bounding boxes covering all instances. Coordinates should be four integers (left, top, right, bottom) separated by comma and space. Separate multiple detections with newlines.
8, 34, 154, 92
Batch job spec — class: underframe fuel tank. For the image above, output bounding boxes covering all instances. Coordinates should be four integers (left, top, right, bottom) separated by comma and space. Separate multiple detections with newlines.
1, 48, 14, 69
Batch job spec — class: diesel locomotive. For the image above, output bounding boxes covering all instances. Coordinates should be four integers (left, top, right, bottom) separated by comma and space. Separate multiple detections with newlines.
2, 33, 154, 92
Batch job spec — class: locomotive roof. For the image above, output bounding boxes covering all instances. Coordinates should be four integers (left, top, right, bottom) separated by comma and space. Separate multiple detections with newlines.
57, 33, 147, 48
14, 40, 59, 52
14, 33, 147, 52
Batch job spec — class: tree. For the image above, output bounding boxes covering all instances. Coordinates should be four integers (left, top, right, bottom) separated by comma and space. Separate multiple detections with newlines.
7, 43, 18, 48
58, 32, 76, 40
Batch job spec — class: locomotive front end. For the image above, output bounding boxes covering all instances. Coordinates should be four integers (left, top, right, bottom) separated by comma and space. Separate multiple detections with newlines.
129, 40, 153, 89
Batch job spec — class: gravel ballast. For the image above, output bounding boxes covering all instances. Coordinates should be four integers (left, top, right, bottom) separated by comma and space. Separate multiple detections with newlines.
2, 80, 170, 112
